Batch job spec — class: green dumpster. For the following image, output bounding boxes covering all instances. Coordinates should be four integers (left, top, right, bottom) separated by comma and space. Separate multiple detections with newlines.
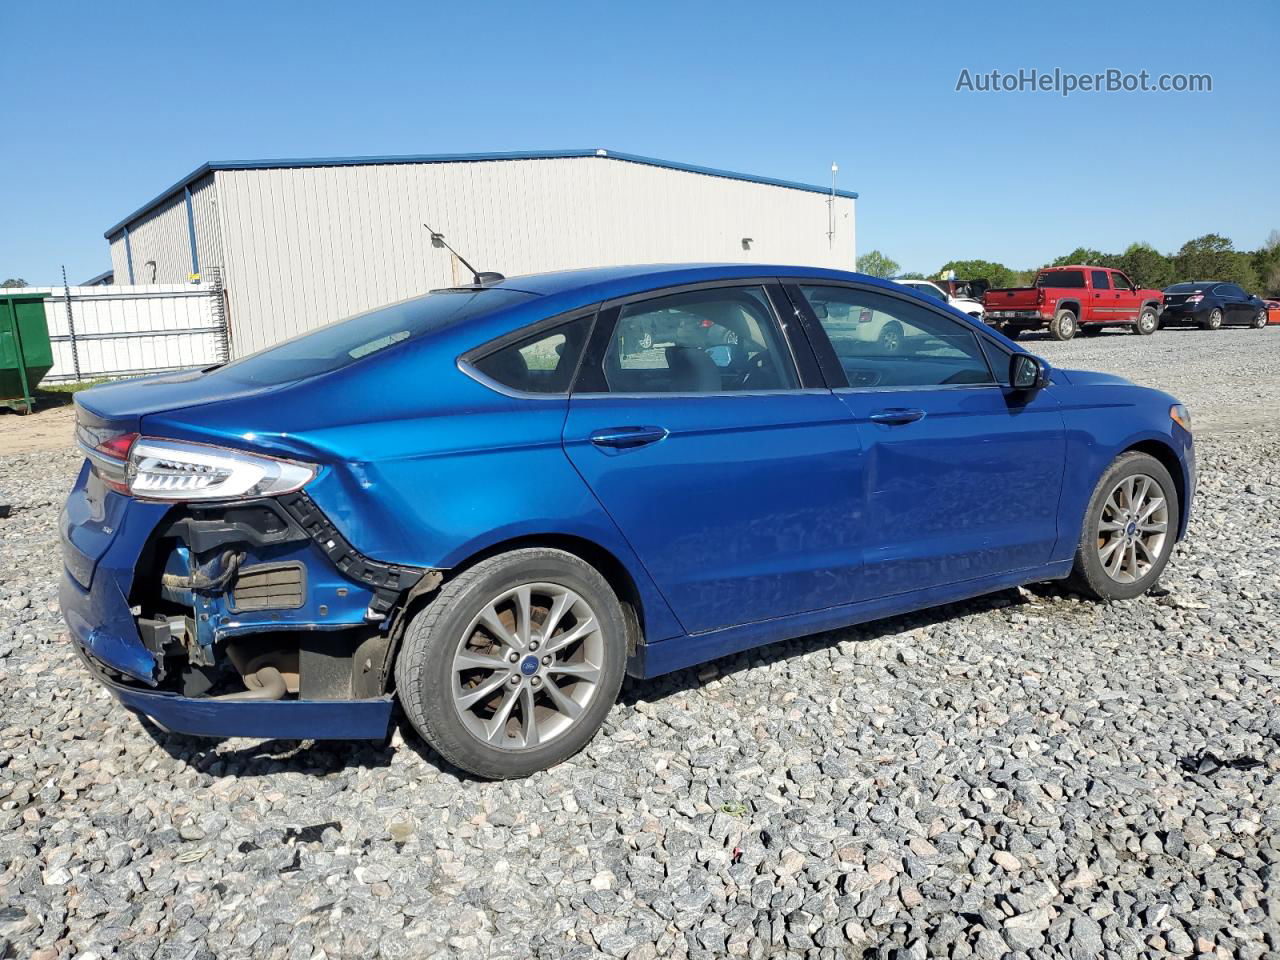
0, 292, 53, 414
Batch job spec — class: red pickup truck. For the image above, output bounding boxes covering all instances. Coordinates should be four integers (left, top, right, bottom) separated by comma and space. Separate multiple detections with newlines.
983, 266, 1163, 340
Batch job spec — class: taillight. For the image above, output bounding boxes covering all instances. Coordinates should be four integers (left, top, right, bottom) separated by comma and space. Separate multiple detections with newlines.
127, 438, 315, 501
1037, 289, 1045, 304
76, 426, 137, 494
1186, 294, 1203, 304
75, 427, 315, 501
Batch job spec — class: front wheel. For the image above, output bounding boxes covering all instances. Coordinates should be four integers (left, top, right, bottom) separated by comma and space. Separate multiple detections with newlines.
394, 548, 628, 779
878, 321, 904, 353
1253, 310, 1268, 329
1135, 307, 1158, 335
1067, 452, 1179, 601
1050, 308, 1077, 341
1202, 308, 1223, 331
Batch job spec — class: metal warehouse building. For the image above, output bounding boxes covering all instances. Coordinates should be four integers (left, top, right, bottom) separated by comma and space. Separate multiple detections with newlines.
105, 149, 858, 356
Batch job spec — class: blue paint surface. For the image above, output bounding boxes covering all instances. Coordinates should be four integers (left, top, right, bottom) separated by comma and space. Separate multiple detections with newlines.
61, 263, 1195, 740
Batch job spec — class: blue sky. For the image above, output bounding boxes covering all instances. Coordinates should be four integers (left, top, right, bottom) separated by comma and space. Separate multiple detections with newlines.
2, 0, 1276, 284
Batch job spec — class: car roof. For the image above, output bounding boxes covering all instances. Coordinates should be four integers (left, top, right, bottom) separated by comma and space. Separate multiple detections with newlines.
488, 262, 899, 303
1042, 264, 1111, 271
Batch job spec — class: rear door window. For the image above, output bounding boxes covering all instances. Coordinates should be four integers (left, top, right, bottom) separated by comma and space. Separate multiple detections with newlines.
601, 286, 798, 394
1091, 270, 1111, 290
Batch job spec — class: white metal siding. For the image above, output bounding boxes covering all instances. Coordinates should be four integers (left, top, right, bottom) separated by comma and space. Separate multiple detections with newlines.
188, 175, 223, 279
128, 157, 856, 355
106, 174, 223, 286
108, 234, 130, 282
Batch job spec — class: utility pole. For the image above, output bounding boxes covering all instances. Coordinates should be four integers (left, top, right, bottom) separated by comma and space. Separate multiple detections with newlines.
827, 162, 839, 248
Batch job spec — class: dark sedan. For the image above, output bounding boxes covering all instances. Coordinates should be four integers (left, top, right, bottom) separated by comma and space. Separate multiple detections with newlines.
1161, 281, 1269, 330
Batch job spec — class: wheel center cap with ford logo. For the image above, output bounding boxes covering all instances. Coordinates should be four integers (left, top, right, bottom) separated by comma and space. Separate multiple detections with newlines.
520, 655, 540, 676
1126, 521, 1137, 537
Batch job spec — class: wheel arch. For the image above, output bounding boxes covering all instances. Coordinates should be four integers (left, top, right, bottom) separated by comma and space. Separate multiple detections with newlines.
1054, 299, 1082, 316
1121, 438, 1187, 537
436, 532, 657, 653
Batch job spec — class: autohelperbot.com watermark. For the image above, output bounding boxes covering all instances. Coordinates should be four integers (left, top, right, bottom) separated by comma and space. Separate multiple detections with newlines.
955, 67, 1212, 97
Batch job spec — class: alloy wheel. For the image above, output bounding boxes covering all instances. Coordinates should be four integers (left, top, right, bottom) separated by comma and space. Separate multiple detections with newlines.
1254, 310, 1267, 329
451, 582, 604, 750
1095, 474, 1168, 584
1207, 309, 1223, 330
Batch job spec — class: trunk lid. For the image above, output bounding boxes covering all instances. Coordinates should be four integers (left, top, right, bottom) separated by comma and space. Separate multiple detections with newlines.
74, 366, 291, 434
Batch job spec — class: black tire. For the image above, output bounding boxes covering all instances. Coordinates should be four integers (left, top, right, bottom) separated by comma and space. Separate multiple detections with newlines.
394, 548, 628, 779
1135, 307, 1158, 336
878, 320, 904, 353
1201, 308, 1223, 331
1067, 452, 1180, 601
1050, 308, 1077, 341
1253, 310, 1268, 330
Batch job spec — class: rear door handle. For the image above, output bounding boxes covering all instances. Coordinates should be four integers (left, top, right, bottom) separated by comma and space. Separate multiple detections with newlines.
868, 408, 926, 425
588, 426, 669, 448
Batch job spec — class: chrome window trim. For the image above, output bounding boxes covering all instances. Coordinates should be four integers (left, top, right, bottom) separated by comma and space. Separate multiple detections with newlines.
831, 382, 1003, 396
569, 387, 833, 400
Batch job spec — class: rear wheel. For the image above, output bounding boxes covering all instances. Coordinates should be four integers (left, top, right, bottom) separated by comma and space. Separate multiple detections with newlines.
1050, 308, 1077, 341
395, 548, 628, 779
1067, 452, 1179, 601
1253, 310, 1268, 329
1135, 307, 1158, 335
1202, 308, 1223, 331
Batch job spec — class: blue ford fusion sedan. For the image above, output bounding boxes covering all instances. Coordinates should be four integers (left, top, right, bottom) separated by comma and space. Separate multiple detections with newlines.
61, 264, 1195, 778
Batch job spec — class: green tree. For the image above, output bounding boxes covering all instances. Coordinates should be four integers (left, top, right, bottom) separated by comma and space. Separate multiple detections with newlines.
1051, 248, 1111, 268
1249, 229, 1280, 296
857, 250, 900, 279
1, 278, 27, 288
897, 271, 926, 280
1171, 234, 1255, 286
1115, 242, 1174, 289
937, 259, 1020, 288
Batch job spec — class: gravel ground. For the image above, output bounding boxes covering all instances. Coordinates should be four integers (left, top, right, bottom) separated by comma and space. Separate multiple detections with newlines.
1, 329, 1278, 959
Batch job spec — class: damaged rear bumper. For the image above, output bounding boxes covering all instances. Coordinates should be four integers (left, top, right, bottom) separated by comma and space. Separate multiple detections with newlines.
72, 638, 394, 740
59, 463, 434, 741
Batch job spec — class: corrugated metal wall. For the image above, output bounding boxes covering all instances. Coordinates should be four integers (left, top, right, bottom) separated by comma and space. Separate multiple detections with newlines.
107, 173, 223, 286
118, 157, 855, 356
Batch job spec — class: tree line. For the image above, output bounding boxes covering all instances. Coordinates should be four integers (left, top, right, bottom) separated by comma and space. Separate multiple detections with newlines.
859, 232, 1280, 296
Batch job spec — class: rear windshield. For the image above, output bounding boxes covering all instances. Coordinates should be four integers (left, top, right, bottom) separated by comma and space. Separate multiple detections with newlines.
1164, 283, 1203, 293
207, 289, 533, 386
1035, 270, 1086, 289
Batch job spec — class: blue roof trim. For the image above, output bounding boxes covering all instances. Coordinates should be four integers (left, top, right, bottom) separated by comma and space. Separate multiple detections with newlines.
103, 149, 858, 238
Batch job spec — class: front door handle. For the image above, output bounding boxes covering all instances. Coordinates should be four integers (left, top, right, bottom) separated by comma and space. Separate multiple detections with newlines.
588, 426, 669, 448
868, 408, 926, 425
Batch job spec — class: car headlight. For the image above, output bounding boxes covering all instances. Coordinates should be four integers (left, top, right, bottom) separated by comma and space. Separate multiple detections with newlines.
128, 438, 316, 501
1170, 404, 1191, 433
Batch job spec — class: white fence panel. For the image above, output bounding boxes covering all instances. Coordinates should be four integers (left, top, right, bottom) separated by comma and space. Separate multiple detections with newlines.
19, 283, 227, 382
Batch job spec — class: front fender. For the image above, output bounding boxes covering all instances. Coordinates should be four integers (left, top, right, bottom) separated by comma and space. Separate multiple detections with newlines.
1054, 389, 1193, 561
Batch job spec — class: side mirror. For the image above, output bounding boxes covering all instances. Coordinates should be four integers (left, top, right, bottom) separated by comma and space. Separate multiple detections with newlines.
1010, 353, 1051, 391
